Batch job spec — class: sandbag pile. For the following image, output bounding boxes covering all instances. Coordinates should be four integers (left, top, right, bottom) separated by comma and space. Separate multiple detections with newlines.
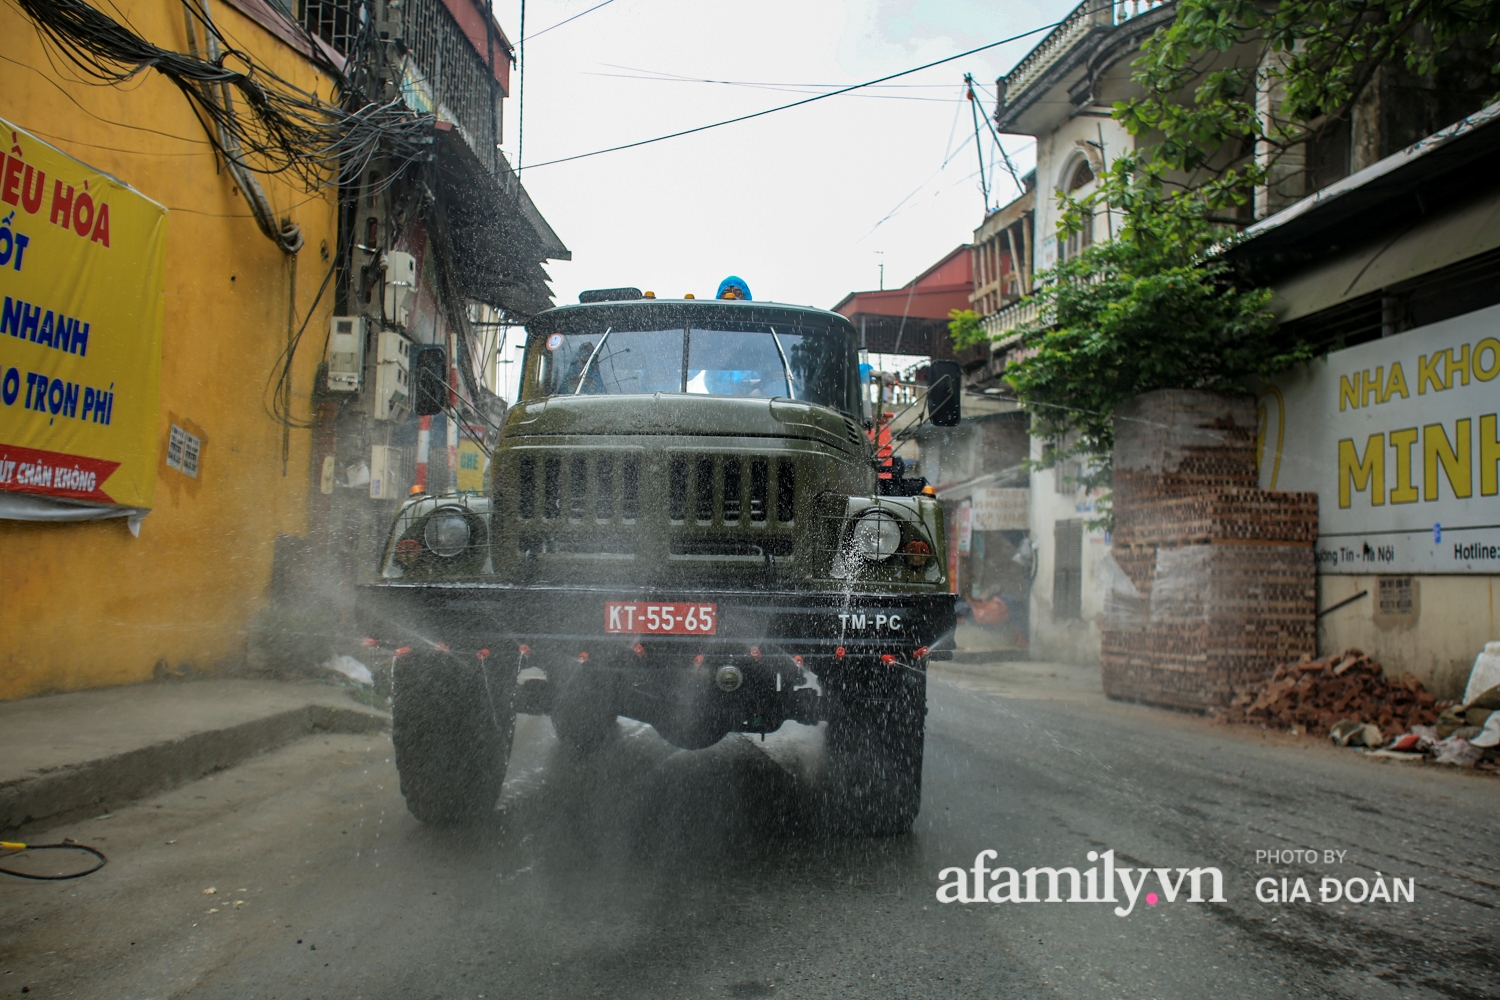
1228, 648, 1443, 735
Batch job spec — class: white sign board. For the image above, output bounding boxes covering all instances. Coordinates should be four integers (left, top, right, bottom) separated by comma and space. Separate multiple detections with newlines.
957, 499, 972, 553
1258, 303, 1500, 573
971, 487, 1029, 531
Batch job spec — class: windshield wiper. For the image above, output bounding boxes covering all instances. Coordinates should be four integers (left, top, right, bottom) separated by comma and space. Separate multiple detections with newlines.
572, 327, 613, 395
768, 327, 796, 401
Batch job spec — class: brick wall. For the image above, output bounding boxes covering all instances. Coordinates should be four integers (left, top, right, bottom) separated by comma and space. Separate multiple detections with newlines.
1102, 391, 1318, 710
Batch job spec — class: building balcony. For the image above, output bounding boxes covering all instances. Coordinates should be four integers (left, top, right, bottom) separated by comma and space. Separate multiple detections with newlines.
300, 0, 512, 176
996, 0, 1173, 134
984, 296, 1042, 348
957, 296, 1045, 387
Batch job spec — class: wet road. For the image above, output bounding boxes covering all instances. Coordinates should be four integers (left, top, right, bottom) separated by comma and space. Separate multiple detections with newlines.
2, 662, 1497, 1000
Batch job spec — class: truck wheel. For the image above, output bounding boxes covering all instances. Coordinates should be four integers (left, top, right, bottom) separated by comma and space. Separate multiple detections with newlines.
824, 665, 925, 836
392, 652, 514, 825
547, 665, 618, 752
550, 698, 618, 752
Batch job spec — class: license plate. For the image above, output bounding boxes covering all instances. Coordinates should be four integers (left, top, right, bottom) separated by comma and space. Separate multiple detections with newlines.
605, 602, 717, 635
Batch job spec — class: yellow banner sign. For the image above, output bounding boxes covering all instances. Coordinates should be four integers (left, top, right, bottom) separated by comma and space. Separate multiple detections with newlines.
0, 119, 167, 511
1259, 302, 1500, 573
456, 430, 486, 492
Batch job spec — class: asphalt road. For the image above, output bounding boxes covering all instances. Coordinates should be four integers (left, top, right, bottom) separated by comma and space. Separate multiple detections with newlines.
2, 662, 1497, 1000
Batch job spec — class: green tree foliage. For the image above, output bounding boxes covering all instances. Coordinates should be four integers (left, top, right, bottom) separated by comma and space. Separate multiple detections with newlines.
1003, 229, 1305, 465
992, 0, 1498, 483
1107, 0, 1500, 217
947, 309, 987, 350
1002, 200, 1301, 498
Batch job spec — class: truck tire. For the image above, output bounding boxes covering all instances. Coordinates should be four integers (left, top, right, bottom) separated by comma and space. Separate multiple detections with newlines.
547, 664, 618, 752
824, 664, 925, 836
550, 697, 618, 752
392, 652, 514, 825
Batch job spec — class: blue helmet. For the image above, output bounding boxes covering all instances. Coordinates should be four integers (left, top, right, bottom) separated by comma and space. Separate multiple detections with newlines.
716, 275, 752, 301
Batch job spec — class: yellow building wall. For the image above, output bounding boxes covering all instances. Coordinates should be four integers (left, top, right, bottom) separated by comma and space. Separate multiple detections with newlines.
1318, 575, 1500, 699
0, 0, 337, 699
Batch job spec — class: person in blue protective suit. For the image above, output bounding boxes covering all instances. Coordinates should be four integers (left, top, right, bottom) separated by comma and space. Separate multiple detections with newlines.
716, 276, 752, 300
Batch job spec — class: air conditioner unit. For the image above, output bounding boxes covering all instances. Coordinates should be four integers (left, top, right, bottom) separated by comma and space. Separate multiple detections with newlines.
383, 251, 417, 328
373, 329, 412, 421
370, 445, 402, 500
326, 316, 365, 392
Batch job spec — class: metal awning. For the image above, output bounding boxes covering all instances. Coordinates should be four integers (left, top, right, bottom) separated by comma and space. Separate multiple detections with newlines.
429, 122, 570, 317
1224, 101, 1500, 284
843, 314, 958, 358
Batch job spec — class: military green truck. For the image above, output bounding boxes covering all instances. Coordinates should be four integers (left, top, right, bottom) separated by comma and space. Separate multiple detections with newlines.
359, 291, 959, 834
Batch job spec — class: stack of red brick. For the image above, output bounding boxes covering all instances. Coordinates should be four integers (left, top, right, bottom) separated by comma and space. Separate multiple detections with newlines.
1102, 391, 1319, 711
1229, 648, 1442, 734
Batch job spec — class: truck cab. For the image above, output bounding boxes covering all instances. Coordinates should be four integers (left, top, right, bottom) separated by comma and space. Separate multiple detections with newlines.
360, 293, 957, 834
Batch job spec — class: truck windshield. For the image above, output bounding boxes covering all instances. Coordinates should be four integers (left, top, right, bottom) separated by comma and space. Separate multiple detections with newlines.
525, 324, 855, 414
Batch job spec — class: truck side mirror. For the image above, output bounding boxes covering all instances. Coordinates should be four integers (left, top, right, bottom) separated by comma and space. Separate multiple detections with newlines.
413, 346, 448, 416
927, 360, 961, 427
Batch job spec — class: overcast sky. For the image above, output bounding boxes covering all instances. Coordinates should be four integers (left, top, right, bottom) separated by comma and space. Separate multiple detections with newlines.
489, 0, 1075, 314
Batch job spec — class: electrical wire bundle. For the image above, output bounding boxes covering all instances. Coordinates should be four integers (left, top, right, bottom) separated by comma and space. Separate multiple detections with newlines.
14, 0, 513, 440
17, 0, 435, 195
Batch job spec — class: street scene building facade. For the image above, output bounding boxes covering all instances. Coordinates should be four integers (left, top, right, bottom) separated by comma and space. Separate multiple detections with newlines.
2, 3, 1497, 995
1, 0, 341, 698
930, 0, 1500, 698
0, 0, 564, 698
1234, 106, 1500, 695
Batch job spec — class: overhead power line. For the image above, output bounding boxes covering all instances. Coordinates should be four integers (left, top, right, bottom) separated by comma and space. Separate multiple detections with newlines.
862, 127, 978, 241
591, 65, 977, 89
587, 70, 968, 102
522, 17, 1065, 171
522, 0, 618, 42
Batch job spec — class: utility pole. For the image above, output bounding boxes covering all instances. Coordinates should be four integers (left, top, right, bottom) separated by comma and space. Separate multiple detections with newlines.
969, 75, 1023, 196
486, 0, 497, 172
965, 74, 990, 212
516, 0, 526, 174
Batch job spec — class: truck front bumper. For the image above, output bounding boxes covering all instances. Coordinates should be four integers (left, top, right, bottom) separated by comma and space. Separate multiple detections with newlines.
356, 582, 955, 666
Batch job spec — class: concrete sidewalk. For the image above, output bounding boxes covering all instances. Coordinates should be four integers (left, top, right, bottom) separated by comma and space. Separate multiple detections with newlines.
0, 679, 388, 833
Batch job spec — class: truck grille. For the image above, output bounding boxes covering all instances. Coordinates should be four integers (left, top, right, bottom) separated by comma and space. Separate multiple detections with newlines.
664, 455, 793, 525
518, 454, 641, 522
516, 453, 794, 525
544, 457, 560, 519
622, 457, 640, 520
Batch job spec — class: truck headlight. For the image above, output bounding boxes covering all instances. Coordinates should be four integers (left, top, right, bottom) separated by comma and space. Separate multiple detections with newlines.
852, 511, 902, 561
423, 510, 472, 558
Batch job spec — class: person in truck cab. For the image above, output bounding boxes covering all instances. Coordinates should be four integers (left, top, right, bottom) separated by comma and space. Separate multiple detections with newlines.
716, 275, 752, 300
